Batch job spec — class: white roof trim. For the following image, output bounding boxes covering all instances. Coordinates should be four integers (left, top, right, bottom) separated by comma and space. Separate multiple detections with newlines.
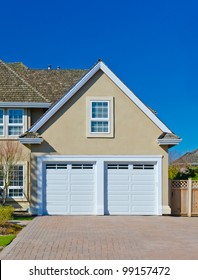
0, 102, 51, 108
157, 138, 182, 146
29, 61, 172, 133
18, 137, 43, 144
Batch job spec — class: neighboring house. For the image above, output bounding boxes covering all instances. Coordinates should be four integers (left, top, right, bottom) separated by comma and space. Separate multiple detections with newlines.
0, 59, 181, 215
173, 149, 198, 170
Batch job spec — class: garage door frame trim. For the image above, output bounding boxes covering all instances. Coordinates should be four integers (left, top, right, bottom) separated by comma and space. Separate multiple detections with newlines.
36, 155, 163, 215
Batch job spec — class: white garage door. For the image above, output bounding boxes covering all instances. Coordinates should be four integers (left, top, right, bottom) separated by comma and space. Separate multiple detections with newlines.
106, 163, 157, 215
45, 163, 95, 215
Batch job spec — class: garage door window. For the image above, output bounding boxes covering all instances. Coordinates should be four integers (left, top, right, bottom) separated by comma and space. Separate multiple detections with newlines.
72, 164, 93, 169
133, 164, 154, 170
108, 164, 128, 169
46, 164, 67, 169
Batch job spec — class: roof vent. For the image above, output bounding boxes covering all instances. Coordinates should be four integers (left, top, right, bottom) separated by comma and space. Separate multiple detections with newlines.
47, 65, 52, 70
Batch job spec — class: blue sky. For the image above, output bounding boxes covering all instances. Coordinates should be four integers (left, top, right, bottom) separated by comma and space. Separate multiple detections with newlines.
1, 0, 197, 156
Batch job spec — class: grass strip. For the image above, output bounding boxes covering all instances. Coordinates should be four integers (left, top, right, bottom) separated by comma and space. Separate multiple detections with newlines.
13, 216, 35, 221
0, 235, 16, 247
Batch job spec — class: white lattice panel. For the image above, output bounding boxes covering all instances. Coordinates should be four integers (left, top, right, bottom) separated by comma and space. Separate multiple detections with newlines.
171, 180, 188, 189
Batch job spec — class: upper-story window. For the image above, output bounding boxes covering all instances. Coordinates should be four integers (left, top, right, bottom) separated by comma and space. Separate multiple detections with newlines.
0, 109, 25, 138
0, 109, 4, 136
86, 96, 114, 138
90, 101, 109, 133
8, 109, 24, 136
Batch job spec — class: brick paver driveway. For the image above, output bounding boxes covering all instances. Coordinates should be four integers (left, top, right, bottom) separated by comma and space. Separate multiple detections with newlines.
0, 216, 198, 260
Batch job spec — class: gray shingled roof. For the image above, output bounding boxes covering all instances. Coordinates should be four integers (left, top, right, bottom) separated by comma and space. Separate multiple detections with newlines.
158, 132, 181, 140
0, 60, 49, 103
174, 149, 198, 165
7, 62, 87, 104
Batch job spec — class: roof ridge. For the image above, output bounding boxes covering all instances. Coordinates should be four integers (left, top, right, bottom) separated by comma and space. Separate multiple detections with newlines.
1, 60, 50, 103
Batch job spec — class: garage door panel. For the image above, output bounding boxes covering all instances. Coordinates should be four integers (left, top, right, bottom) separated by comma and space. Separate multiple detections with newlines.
133, 175, 155, 182
108, 206, 130, 213
108, 174, 130, 181
46, 176, 68, 182
108, 195, 130, 201
108, 185, 130, 191
132, 200, 156, 206
133, 195, 155, 201
70, 205, 95, 213
132, 206, 156, 213
70, 174, 94, 182
70, 185, 94, 191
132, 185, 155, 191
70, 195, 94, 202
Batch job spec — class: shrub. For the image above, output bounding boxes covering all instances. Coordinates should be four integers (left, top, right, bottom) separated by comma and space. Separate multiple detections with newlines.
168, 164, 180, 179
0, 206, 14, 226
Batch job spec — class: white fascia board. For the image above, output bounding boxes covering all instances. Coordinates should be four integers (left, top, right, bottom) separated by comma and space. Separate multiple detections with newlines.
0, 102, 51, 108
18, 138, 43, 144
157, 139, 182, 145
29, 61, 171, 133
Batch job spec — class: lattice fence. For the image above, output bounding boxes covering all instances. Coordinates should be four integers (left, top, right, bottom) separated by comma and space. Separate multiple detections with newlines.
170, 179, 198, 216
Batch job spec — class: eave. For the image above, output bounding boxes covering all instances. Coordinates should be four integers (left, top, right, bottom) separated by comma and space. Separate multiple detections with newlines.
157, 138, 182, 146
0, 102, 51, 108
18, 137, 43, 144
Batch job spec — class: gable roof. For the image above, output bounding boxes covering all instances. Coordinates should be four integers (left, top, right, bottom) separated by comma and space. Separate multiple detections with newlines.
0, 60, 49, 103
174, 149, 198, 165
8, 62, 87, 104
28, 60, 173, 134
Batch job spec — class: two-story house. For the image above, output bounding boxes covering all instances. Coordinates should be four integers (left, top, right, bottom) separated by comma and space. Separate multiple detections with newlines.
0, 59, 181, 215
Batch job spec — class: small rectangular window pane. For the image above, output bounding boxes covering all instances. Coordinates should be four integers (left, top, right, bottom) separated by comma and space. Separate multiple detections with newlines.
0, 126, 3, 136
8, 188, 23, 197
9, 109, 23, 124
144, 165, 154, 169
8, 126, 23, 136
0, 110, 3, 124
91, 121, 108, 133
91, 101, 109, 118
133, 164, 144, 169
0, 167, 3, 186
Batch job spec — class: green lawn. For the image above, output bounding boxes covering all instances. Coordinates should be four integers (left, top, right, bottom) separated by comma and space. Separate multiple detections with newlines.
0, 235, 16, 247
13, 216, 35, 221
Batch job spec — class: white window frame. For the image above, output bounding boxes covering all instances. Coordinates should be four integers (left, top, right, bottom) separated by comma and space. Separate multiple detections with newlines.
0, 164, 25, 199
0, 109, 4, 136
8, 109, 24, 137
90, 100, 110, 134
86, 96, 114, 138
0, 108, 27, 138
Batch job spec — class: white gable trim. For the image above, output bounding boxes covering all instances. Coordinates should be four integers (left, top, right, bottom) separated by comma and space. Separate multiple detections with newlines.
29, 61, 171, 133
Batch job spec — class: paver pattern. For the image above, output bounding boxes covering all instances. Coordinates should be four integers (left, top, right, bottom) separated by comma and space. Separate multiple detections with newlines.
0, 216, 198, 260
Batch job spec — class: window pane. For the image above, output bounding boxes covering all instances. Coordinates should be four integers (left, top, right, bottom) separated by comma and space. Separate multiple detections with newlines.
0, 126, 3, 136
92, 101, 108, 118
91, 121, 109, 132
0, 110, 3, 124
8, 126, 23, 136
8, 188, 23, 197
0, 166, 3, 186
10, 165, 24, 187
9, 109, 23, 124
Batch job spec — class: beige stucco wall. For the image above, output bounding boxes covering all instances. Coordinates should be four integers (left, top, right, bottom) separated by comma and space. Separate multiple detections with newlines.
30, 70, 170, 214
